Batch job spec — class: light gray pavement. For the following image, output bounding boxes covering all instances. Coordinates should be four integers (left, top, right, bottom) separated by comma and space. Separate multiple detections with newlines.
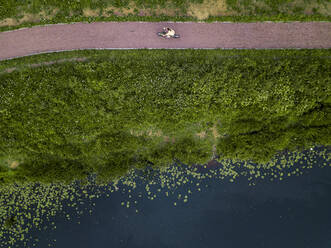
0, 22, 331, 60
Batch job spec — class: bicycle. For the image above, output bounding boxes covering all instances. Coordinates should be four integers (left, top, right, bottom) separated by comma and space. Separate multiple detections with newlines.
157, 31, 180, 39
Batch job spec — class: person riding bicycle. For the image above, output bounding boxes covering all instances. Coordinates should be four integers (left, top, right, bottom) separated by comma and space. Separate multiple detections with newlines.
163, 27, 176, 38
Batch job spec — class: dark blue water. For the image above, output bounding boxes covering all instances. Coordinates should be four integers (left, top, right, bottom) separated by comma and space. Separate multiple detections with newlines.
31, 164, 331, 248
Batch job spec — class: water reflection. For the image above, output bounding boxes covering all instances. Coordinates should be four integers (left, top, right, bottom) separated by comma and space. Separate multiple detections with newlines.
29, 150, 331, 248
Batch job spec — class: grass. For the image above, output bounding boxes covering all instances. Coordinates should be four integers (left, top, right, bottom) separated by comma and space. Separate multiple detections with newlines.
0, 48, 330, 248
0, 49, 330, 185
1, 48, 329, 72
0, 0, 331, 32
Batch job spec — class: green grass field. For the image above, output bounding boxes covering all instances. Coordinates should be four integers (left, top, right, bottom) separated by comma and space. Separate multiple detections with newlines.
0, 49, 330, 185
1, 0, 331, 32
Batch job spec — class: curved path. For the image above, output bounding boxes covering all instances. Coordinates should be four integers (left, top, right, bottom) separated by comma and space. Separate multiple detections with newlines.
0, 21, 331, 61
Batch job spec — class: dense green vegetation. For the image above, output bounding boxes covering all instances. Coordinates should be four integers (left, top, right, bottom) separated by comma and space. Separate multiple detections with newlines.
1, 0, 331, 32
0, 49, 330, 186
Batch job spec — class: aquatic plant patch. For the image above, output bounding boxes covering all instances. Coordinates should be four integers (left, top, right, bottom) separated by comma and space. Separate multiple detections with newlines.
0, 146, 329, 247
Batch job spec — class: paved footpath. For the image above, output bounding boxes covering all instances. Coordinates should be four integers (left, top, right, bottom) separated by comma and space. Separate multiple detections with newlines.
0, 22, 331, 61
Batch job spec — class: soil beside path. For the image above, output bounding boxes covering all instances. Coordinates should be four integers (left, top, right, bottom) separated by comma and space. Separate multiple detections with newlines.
0, 22, 331, 61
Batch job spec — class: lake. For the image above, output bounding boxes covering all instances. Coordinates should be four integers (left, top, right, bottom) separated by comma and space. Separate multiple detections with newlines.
27, 152, 331, 248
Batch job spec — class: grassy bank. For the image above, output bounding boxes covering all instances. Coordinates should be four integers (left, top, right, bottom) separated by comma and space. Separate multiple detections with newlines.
0, 49, 330, 185
1, 0, 331, 32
